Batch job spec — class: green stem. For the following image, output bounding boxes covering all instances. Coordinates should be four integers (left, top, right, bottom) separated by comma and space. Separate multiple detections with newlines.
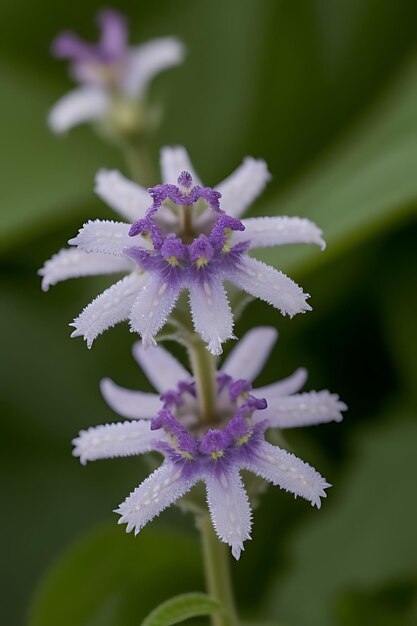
121, 137, 157, 187
187, 335, 217, 423
197, 513, 239, 626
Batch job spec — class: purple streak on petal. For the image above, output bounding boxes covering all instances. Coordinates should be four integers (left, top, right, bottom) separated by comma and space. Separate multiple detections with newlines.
97, 10, 128, 61
189, 235, 215, 265
178, 171, 193, 189
229, 379, 252, 401
199, 429, 232, 455
160, 236, 188, 262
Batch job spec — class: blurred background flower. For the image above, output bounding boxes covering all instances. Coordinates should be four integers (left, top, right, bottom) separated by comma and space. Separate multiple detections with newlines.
1, 1, 417, 625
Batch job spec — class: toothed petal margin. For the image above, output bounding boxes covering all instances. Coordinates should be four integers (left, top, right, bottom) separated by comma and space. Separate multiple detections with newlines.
243, 441, 330, 508
39, 248, 132, 291
229, 256, 311, 317
216, 157, 271, 219
188, 279, 234, 356
70, 273, 145, 348
234, 216, 326, 250
72, 420, 160, 465
68, 219, 135, 256
115, 462, 200, 534
260, 391, 347, 428
129, 276, 182, 348
205, 469, 252, 560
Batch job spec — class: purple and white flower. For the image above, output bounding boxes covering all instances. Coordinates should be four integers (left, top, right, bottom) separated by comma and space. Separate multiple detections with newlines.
48, 10, 184, 133
73, 327, 346, 559
49, 146, 325, 353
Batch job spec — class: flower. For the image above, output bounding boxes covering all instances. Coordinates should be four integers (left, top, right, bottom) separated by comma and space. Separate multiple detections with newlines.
48, 10, 184, 133
51, 146, 325, 353
73, 327, 347, 559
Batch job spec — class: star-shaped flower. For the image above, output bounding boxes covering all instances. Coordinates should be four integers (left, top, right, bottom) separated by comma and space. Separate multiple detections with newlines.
41, 146, 325, 353
48, 10, 184, 133
73, 327, 346, 559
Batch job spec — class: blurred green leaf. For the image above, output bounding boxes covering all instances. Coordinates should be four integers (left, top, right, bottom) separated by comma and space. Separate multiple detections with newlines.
263, 406, 417, 626
258, 57, 417, 275
29, 526, 203, 626
141, 593, 219, 626
334, 576, 417, 626
0, 61, 121, 250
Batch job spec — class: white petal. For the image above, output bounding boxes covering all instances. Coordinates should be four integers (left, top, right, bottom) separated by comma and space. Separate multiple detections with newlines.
68, 219, 136, 256
244, 441, 330, 508
216, 157, 271, 218
160, 146, 202, 185
116, 462, 200, 534
122, 38, 185, 98
38, 248, 132, 291
100, 378, 162, 419
129, 276, 182, 348
133, 342, 191, 393
260, 390, 347, 429
48, 86, 108, 133
229, 256, 311, 317
255, 367, 308, 399
205, 469, 252, 560
188, 279, 234, 356
221, 327, 277, 382
95, 169, 150, 222
72, 419, 159, 465
71, 273, 145, 348
234, 216, 325, 250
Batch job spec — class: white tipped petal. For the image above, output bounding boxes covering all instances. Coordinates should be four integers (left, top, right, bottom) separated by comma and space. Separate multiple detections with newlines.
255, 368, 308, 398
48, 86, 108, 133
68, 219, 135, 256
160, 146, 202, 185
71, 273, 145, 348
221, 327, 278, 382
38, 248, 132, 291
95, 169, 150, 222
205, 470, 252, 560
261, 390, 347, 429
245, 441, 330, 508
230, 256, 311, 317
216, 157, 271, 218
122, 38, 185, 98
100, 378, 162, 419
189, 279, 234, 356
133, 343, 190, 393
116, 462, 200, 535
129, 277, 182, 348
235, 216, 326, 250
72, 420, 159, 465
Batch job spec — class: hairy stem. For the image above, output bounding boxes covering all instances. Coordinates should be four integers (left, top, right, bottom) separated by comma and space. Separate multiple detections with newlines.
197, 513, 239, 626
187, 335, 217, 423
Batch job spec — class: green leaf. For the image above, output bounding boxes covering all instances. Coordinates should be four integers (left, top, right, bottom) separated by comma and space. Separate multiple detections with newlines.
263, 406, 417, 626
257, 57, 417, 276
141, 593, 220, 626
29, 526, 204, 626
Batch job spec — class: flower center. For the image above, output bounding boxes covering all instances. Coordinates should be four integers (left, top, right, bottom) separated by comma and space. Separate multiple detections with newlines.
151, 374, 267, 467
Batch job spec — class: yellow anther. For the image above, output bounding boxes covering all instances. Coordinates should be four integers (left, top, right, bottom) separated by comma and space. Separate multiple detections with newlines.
236, 434, 251, 447
181, 451, 194, 460
211, 450, 224, 460
166, 256, 180, 266
221, 227, 233, 254
195, 257, 208, 268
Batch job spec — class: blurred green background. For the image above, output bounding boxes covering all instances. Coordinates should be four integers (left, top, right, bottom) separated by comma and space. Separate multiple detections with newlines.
1, 1, 417, 625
